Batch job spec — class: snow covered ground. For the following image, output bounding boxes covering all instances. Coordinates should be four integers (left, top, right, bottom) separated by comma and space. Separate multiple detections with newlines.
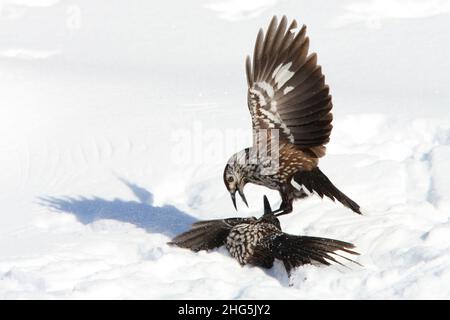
0, 0, 450, 299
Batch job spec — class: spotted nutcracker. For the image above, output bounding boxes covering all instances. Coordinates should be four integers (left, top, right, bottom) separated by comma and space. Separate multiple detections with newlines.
169, 196, 359, 275
223, 16, 361, 216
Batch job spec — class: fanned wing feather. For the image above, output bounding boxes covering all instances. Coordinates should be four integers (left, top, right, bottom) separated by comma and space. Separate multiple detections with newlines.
251, 233, 360, 275
246, 16, 333, 158
168, 217, 256, 252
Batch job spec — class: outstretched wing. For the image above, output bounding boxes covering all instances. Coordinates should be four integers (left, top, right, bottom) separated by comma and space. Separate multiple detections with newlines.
168, 217, 256, 252
250, 233, 360, 275
246, 16, 333, 158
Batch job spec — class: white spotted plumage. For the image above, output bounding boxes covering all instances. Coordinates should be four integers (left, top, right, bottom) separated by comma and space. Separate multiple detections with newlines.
226, 222, 280, 265
272, 62, 294, 89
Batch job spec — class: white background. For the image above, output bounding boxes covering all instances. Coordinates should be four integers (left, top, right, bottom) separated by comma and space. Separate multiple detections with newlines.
0, 0, 449, 299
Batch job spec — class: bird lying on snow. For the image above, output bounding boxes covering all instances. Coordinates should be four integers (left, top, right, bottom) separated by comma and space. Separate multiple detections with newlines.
168, 196, 360, 275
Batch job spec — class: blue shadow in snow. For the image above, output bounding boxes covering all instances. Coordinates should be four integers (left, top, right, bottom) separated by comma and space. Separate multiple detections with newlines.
38, 178, 197, 237
39, 178, 293, 286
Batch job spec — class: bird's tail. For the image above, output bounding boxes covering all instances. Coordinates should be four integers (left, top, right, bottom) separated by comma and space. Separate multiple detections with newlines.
293, 167, 361, 214
268, 234, 360, 274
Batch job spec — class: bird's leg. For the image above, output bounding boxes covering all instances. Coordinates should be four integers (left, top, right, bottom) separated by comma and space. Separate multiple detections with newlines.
273, 192, 293, 216
274, 185, 310, 216
273, 203, 292, 216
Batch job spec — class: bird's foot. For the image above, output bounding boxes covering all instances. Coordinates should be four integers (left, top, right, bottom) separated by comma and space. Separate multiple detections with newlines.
273, 204, 293, 217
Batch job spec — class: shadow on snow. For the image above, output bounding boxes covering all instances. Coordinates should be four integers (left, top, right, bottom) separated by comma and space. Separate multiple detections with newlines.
38, 177, 197, 238
38, 178, 291, 285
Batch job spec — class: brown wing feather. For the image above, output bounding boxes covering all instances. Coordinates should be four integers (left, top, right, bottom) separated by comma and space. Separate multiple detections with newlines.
246, 16, 333, 158
252, 233, 360, 275
168, 217, 257, 252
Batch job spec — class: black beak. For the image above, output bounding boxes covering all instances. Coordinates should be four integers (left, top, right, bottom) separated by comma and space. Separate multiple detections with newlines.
230, 187, 248, 210
263, 195, 272, 215
238, 188, 249, 208
231, 192, 237, 211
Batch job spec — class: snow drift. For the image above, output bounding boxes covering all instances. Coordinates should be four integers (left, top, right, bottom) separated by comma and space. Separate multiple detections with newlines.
0, 0, 449, 299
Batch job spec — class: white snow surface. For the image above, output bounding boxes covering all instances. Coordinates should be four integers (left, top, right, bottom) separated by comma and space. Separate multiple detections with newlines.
0, 0, 450, 299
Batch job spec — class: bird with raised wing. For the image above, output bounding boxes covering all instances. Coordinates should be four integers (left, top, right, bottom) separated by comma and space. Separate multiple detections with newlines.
223, 16, 361, 216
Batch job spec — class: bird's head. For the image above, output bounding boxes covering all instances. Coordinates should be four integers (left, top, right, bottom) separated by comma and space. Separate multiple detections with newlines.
223, 151, 250, 210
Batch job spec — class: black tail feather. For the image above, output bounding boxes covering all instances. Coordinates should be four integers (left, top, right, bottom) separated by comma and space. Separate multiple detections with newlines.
293, 167, 361, 214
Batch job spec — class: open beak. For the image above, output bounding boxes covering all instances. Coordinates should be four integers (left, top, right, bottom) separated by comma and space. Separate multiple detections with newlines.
231, 192, 237, 210
230, 186, 248, 210
238, 188, 249, 208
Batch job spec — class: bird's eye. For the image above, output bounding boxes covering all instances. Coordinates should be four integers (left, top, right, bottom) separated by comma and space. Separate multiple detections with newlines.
227, 176, 234, 183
